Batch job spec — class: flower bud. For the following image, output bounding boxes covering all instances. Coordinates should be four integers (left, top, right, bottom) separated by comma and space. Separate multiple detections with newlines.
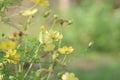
53, 14, 59, 19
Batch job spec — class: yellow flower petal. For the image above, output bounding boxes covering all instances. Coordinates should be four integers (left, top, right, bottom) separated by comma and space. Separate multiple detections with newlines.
32, 0, 49, 6
0, 40, 16, 50
5, 49, 20, 64
20, 9, 38, 16
58, 46, 74, 54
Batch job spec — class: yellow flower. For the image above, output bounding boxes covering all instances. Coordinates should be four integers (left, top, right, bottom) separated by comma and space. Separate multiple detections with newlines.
62, 72, 79, 80
47, 30, 63, 41
39, 31, 52, 44
32, 0, 49, 6
40, 25, 45, 31
43, 43, 55, 51
39, 30, 62, 44
4, 49, 20, 64
58, 46, 74, 54
20, 9, 38, 16
0, 40, 16, 50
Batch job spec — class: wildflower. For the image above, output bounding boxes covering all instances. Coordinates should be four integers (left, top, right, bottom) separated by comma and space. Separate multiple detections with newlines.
43, 43, 55, 51
58, 46, 74, 54
0, 40, 16, 50
39, 30, 52, 44
47, 30, 63, 41
62, 72, 79, 80
39, 30, 62, 44
20, 9, 38, 16
32, 0, 49, 6
40, 25, 45, 31
4, 49, 20, 64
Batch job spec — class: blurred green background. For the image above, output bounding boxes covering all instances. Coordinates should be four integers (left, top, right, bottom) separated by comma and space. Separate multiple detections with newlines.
1, 0, 120, 80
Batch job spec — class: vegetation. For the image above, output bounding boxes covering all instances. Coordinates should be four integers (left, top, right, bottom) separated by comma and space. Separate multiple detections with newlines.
0, 0, 79, 80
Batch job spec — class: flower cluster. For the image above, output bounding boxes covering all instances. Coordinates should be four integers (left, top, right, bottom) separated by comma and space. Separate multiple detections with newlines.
4, 49, 20, 64
0, 40, 20, 64
0, 0, 79, 80
39, 26, 63, 52
38, 25, 78, 79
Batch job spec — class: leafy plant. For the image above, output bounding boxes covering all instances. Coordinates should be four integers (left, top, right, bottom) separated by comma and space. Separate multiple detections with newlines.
0, 0, 79, 80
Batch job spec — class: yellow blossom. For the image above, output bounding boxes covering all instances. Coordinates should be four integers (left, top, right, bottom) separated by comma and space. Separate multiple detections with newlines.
4, 49, 20, 64
58, 46, 74, 54
43, 43, 55, 51
62, 72, 79, 80
47, 30, 63, 41
40, 25, 45, 31
32, 0, 49, 6
39, 31, 52, 44
39, 30, 62, 44
0, 40, 16, 50
20, 9, 38, 16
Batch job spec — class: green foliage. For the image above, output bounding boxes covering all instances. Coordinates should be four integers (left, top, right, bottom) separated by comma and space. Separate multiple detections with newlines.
0, 0, 78, 80
63, 0, 120, 53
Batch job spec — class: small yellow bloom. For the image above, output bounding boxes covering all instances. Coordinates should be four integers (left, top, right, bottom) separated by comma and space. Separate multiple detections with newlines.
39, 31, 52, 44
39, 30, 62, 44
40, 25, 45, 31
20, 9, 38, 16
58, 46, 74, 54
32, 0, 49, 6
62, 72, 79, 80
47, 30, 63, 41
4, 49, 20, 64
43, 43, 55, 51
0, 40, 16, 50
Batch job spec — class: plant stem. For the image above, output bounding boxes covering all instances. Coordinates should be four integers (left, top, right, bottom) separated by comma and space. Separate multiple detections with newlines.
23, 44, 41, 79
62, 55, 67, 64
51, 19, 56, 29
23, 63, 33, 79
18, 64, 22, 72
2, 18, 21, 30
46, 64, 53, 80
